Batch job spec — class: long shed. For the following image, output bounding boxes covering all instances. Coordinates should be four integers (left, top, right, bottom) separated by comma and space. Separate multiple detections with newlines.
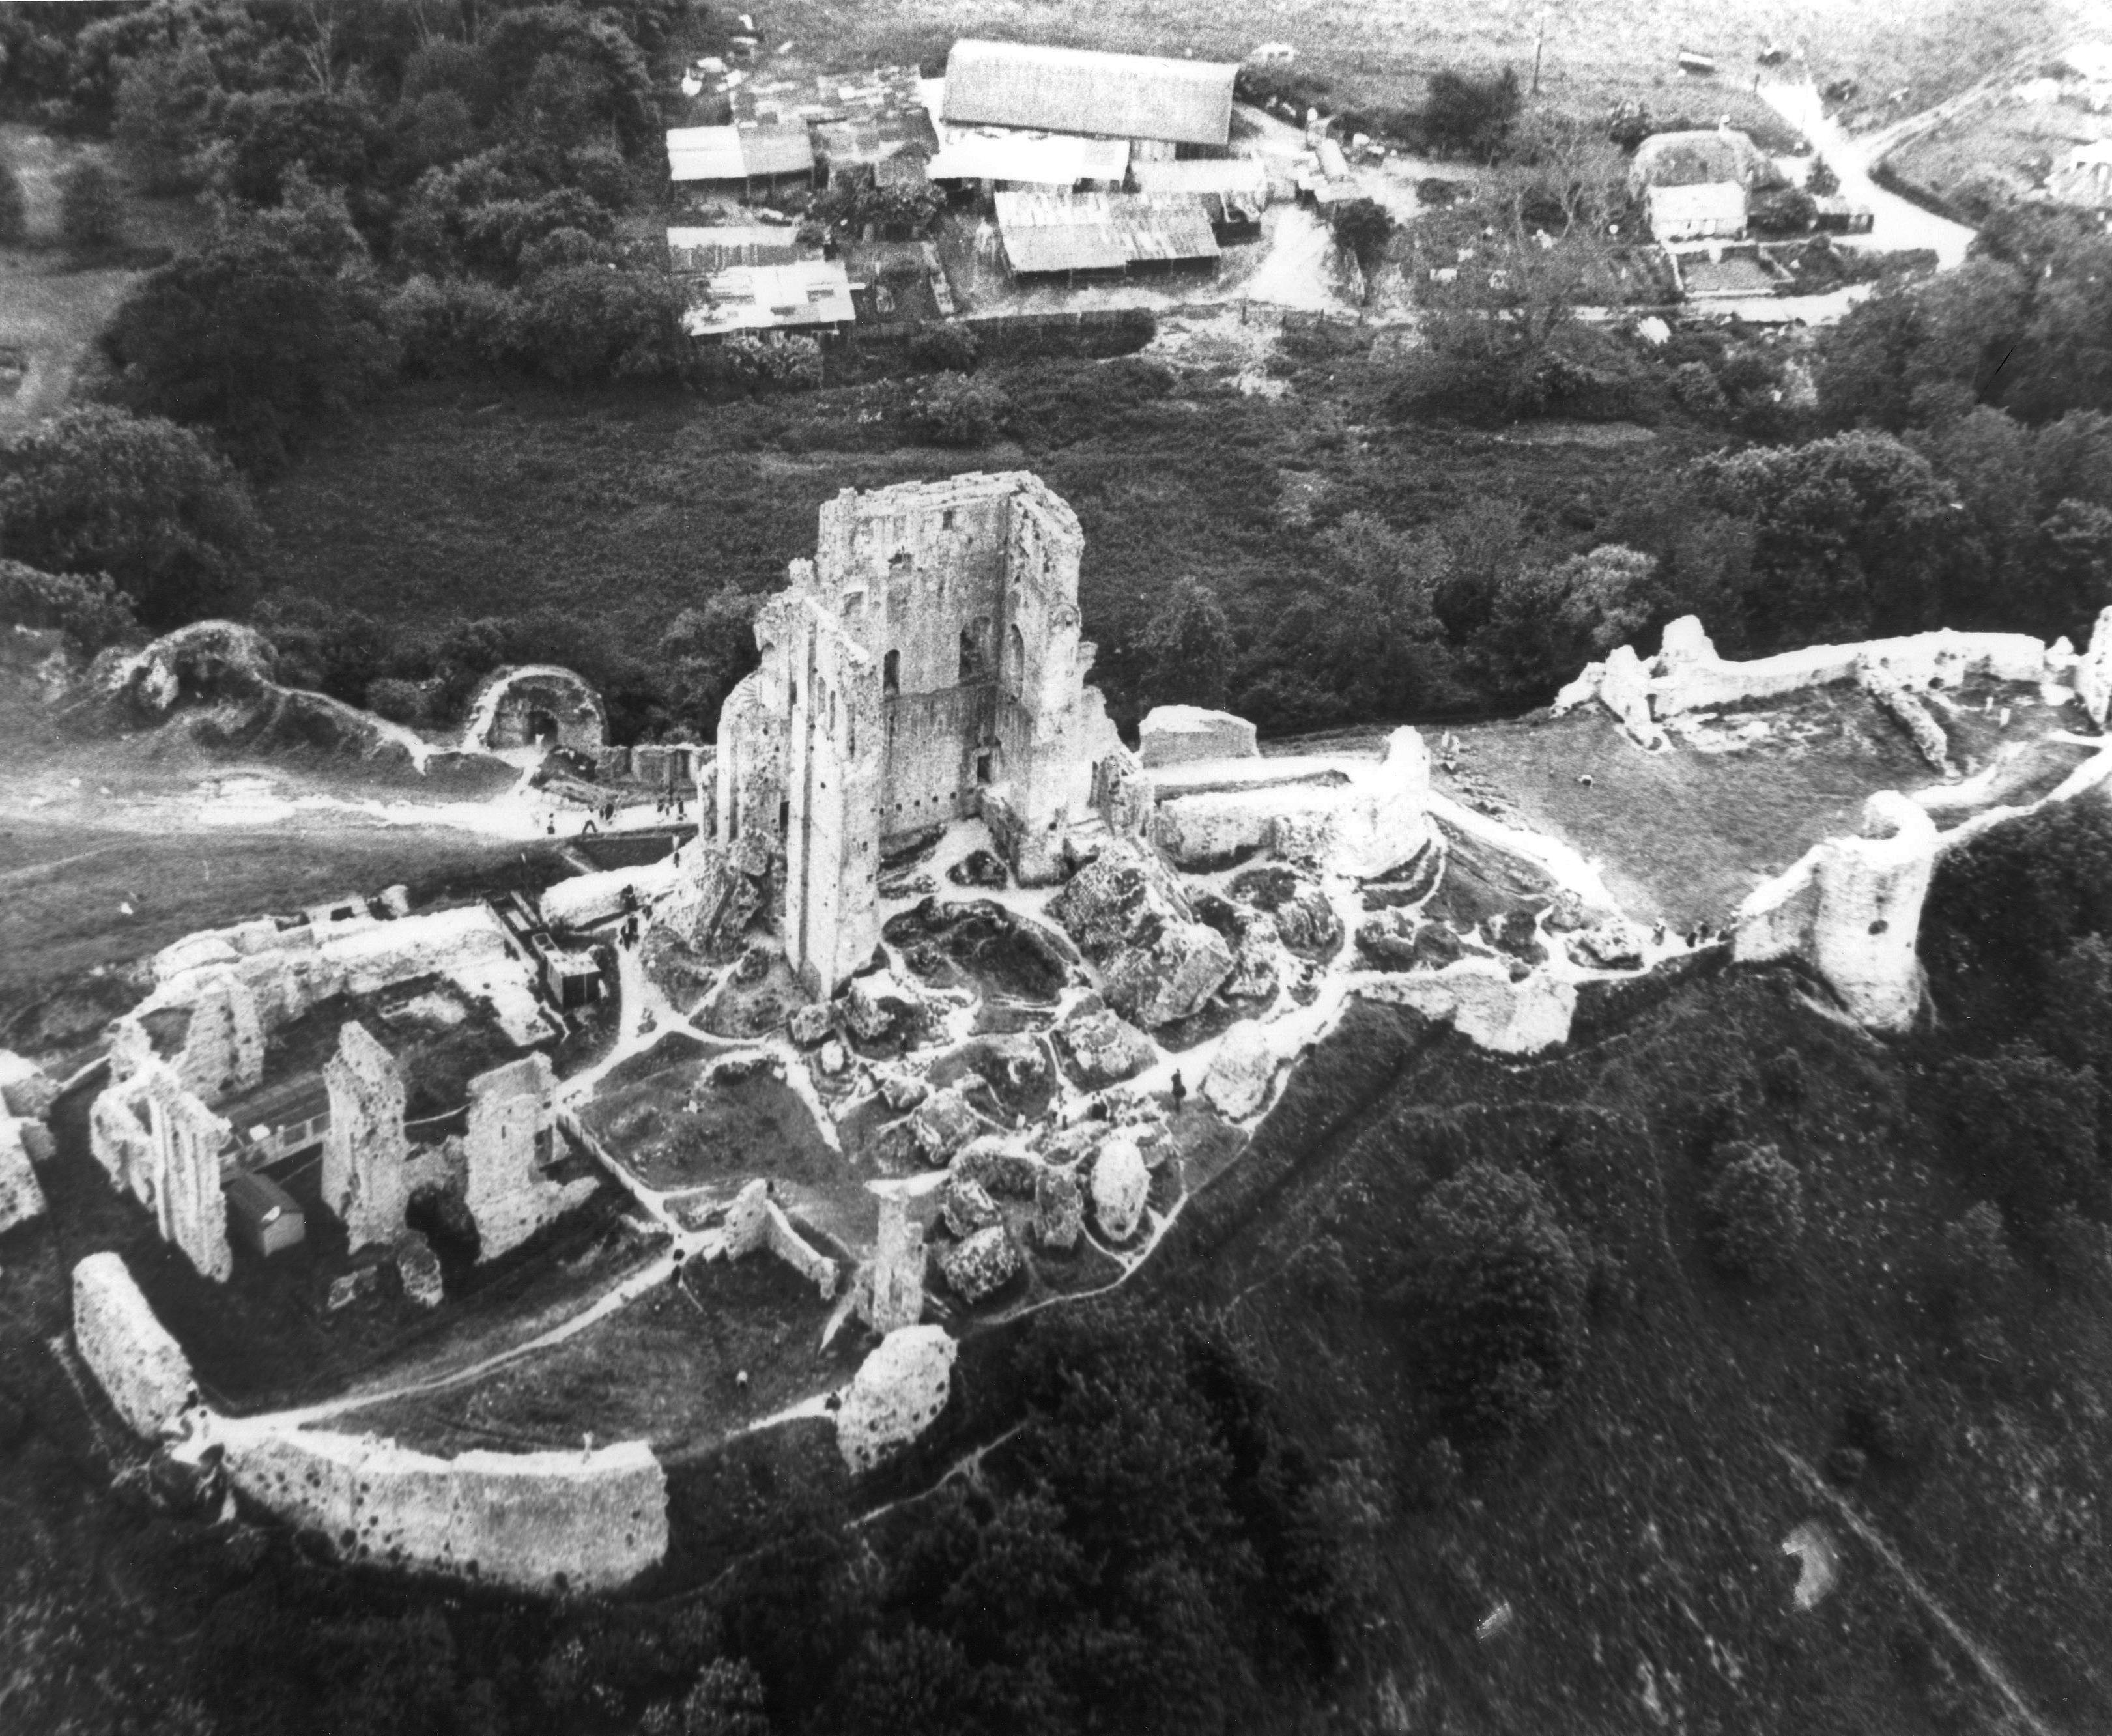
941, 40, 1236, 150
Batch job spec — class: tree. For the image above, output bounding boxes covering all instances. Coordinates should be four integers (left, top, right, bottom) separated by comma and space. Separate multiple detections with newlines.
1682, 431, 1969, 646
1474, 543, 1657, 700
1330, 197, 1393, 281
1815, 260, 2029, 431
1408, 1163, 1587, 1451
58, 158, 122, 249
514, 261, 685, 382
1140, 578, 1235, 710
101, 175, 399, 470
664, 591, 760, 737
0, 406, 264, 625
1702, 1144, 1805, 1281
1940, 1043, 2102, 1232
1806, 154, 1840, 197
0, 560, 139, 652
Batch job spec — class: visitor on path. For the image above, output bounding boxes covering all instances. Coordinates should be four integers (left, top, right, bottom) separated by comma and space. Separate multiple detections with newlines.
582, 816, 599, 836
1171, 1070, 1187, 1113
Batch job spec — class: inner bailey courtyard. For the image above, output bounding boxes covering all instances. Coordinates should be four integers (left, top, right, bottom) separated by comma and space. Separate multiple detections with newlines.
11, 468, 2112, 1599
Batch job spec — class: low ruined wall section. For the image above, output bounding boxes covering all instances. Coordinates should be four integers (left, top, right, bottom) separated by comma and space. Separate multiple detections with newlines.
220, 1429, 668, 1595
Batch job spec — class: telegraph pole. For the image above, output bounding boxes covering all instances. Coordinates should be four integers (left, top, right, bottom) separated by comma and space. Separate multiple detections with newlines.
1532, 10, 1548, 94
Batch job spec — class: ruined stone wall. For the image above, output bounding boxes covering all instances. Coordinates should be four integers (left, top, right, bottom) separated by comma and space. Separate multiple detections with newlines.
91, 1074, 160, 1204
145, 1068, 233, 1282
723, 1178, 841, 1297
73, 1252, 195, 1438
862, 1191, 926, 1333
465, 666, 608, 753
1357, 958, 1577, 1053
218, 1429, 668, 1595
463, 1053, 563, 1262
112, 967, 266, 1106
323, 1023, 408, 1254
881, 685, 994, 832
777, 596, 884, 995
1734, 791, 1937, 1031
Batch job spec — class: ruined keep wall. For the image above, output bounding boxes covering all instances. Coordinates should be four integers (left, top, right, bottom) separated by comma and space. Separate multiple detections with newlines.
73, 1252, 195, 1437
145, 1068, 233, 1282
777, 597, 884, 995
91, 1074, 160, 1205
323, 1022, 408, 1253
219, 1429, 668, 1595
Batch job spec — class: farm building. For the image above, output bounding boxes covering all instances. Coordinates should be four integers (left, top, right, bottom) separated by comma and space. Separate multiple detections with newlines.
666, 226, 803, 274
681, 259, 858, 339
1646, 181, 1747, 241
994, 190, 1220, 279
666, 125, 816, 201
925, 131, 1130, 192
1625, 128, 1782, 201
1129, 158, 1270, 238
941, 39, 1236, 159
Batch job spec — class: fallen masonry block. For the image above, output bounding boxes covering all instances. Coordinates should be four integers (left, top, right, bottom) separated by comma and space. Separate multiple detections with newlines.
937, 1224, 1021, 1303
1033, 1165, 1084, 1249
837, 1325, 956, 1473
1090, 1138, 1150, 1242
0, 1119, 48, 1235
1202, 1021, 1280, 1120
73, 1253, 195, 1438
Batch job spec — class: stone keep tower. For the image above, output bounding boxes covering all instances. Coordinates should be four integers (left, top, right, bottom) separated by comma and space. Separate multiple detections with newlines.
715, 472, 1119, 990
322, 1021, 408, 1254
145, 1067, 233, 1282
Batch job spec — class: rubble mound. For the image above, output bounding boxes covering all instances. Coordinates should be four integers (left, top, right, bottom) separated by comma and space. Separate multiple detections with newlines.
1053, 995, 1157, 1087
1226, 866, 1343, 958
882, 898, 1074, 1003
1049, 844, 1234, 1029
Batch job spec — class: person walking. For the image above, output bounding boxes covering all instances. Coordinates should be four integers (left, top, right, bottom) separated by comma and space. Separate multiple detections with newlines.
1170, 1069, 1187, 1113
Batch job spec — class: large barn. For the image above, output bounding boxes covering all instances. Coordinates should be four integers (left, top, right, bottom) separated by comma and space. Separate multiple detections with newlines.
940, 39, 1237, 159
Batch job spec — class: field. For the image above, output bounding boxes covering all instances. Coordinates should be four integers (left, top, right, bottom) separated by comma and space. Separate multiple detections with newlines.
750, 0, 2068, 132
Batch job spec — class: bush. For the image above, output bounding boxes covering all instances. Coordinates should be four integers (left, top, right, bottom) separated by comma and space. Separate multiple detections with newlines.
1421, 66, 1522, 160
1935, 1201, 2017, 1314
1140, 578, 1235, 710
702, 334, 823, 391
364, 677, 432, 726
908, 322, 977, 373
909, 373, 1010, 446
1409, 1163, 1587, 1450
0, 559, 139, 652
1669, 360, 1729, 418
57, 157, 121, 249
1807, 155, 1840, 197
1332, 197, 1395, 279
1702, 1143, 1805, 1281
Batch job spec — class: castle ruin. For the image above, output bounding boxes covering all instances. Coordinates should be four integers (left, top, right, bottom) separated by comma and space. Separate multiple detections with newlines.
715, 472, 1120, 993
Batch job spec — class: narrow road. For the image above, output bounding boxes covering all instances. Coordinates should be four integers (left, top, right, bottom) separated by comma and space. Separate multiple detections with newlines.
1758, 80, 1978, 269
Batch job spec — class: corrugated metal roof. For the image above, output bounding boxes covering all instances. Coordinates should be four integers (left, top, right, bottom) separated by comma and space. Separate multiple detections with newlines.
739, 127, 816, 176
814, 107, 939, 167
995, 190, 1220, 273
683, 259, 857, 335
926, 131, 1130, 186
942, 39, 1236, 147
666, 226, 803, 272
666, 124, 814, 182
1128, 156, 1270, 203
667, 125, 747, 181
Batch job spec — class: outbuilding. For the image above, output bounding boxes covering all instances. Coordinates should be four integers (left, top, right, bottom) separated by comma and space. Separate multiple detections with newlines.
225, 1169, 307, 1259
941, 39, 1237, 160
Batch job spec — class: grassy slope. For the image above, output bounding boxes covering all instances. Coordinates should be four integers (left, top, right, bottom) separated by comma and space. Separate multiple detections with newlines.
1145, 965, 2112, 1733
